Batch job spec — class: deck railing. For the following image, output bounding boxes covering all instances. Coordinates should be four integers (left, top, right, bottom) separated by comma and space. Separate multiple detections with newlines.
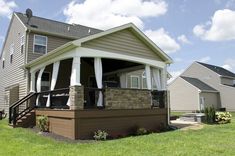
84, 87, 105, 109
36, 88, 70, 109
151, 90, 168, 108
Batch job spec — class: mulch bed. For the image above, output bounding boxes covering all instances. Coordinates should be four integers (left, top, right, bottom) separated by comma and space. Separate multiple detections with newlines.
28, 127, 97, 144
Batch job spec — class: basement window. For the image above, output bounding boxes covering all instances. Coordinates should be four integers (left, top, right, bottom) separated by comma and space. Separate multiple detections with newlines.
33, 35, 47, 54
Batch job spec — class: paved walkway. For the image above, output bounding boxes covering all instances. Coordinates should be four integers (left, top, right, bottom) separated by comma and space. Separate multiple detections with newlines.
171, 120, 204, 130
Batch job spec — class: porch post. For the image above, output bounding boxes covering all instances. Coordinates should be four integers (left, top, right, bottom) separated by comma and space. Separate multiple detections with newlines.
30, 71, 36, 92
145, 65, 152, 90
68, 56, 84, 110
46, 61, 60, 107
36, 67, 45, 106
70, 56, 81, 86
161, 65, 167, 90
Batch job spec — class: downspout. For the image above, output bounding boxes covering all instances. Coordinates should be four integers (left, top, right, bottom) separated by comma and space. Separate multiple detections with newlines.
25, 30, 30, 93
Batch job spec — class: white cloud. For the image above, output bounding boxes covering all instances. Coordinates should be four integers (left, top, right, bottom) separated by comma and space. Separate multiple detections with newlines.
193, 9, 235, 41
63, 0, 168, 30
168, 69, 184, 84
199, 56, 211, 63
222, 64, 232, 71
222, 58, 235, 71
0, 0, 17, 18
177, 34, 191, 44
174, 57, 183, 62
144, 28, 180, 54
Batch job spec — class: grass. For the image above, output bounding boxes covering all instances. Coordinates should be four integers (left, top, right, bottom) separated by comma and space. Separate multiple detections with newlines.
0, 113, 235, 156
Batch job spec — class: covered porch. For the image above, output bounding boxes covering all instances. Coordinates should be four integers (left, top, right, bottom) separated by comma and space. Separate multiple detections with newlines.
30, 56, 168, 110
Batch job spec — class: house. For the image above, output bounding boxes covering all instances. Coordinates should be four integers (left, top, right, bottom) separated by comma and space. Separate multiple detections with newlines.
169, 62, 235, 112
0, 10, 172, 139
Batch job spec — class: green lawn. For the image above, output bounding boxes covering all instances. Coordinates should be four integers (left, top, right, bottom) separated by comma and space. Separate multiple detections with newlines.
0, 114, 235, 156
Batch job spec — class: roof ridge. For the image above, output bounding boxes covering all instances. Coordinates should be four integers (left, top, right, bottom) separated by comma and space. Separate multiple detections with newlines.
15, 12, 103, 32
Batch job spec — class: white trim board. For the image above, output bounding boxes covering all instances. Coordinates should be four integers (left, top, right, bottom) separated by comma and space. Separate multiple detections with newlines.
29, 47, 167, 73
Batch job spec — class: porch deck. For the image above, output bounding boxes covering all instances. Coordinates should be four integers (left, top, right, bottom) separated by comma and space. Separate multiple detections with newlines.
35, 108, 167, 139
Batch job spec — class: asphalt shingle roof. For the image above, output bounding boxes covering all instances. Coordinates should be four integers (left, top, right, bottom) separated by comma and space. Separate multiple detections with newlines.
181, 76, 218, 91
15, 12, 103, 39
197, 62, 235, 78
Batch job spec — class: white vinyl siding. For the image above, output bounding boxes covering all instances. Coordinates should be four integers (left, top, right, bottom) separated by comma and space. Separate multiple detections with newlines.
33, 35, 47, 54
131, 75, 140, 89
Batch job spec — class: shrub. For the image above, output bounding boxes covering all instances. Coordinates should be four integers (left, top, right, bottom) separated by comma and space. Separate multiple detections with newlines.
136, 127, 148, 135
204, 107, 216, 124
215, 112, 232, 124
94, 130, 108, 141
37, 115, 49, 132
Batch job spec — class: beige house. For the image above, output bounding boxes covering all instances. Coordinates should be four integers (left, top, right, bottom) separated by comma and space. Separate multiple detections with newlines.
0, 10, 173, 139
169, 62, 235, 112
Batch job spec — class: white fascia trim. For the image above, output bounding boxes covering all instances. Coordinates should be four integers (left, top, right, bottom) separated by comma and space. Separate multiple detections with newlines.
77, 47, 166, 69
29, 47, 167, 74
72, 23, 173, 64
14, 13, 27, 31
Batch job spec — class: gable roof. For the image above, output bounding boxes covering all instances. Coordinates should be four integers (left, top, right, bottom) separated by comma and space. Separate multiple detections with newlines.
15, 12, 103, 39
181, 76, 218, 92
73, 23, 173, 63
24, 23, 173, 69
197, 62, 235, 78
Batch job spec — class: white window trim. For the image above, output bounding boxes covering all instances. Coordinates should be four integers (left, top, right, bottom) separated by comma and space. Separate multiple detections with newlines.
2, 58, 5, 69
130, 75, 140, 89
20, 35, 25, 46
10, 43, 14, 55
33, 34, 48, 54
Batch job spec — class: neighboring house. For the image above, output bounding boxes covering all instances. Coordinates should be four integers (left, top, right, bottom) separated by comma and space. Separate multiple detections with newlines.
169, 61, 235, 112
0, 10, 172, 139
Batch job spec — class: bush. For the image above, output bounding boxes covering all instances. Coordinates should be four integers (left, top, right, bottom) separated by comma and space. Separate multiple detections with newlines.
37, 115, 49, 132
94, 130, 108, 141
215, 112, 232, 124
136, 128, 148, 135
204, 107, 216, 124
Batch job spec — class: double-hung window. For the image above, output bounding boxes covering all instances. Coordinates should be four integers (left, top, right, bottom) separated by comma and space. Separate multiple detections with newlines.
131, 75, 140, 89
34, 35, 47, 54
10, 43, 14, 64
20, 35, 24, 54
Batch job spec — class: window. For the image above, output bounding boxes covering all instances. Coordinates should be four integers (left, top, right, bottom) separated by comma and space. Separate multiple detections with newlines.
131, 76, 140, 89
33, 35, 47, 54
10, 44, 14, 64
41, 72, 50, 91
20, 35, 24, 54
2, 58, 5, 69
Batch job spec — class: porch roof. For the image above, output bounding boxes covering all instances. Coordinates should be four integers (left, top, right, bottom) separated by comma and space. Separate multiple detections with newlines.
23, 23, 173, 69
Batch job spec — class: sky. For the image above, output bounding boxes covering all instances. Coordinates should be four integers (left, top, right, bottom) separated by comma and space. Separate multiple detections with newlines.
0, 0, 235, 81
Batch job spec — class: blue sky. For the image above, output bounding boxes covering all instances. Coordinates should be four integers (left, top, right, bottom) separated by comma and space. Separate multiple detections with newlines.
0, 0, 235, 80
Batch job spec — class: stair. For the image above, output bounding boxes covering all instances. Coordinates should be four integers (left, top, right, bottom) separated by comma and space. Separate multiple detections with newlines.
9, 92, 37, 127
15, 110, 36, 128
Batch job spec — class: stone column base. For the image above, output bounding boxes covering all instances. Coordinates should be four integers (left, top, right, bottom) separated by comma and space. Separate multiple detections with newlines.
69, 85, 84, 110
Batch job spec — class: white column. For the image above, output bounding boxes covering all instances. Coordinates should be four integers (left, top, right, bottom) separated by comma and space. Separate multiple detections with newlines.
46, 61, 60, 107
67, 56, 81, 106
161, 65, 167, 90
70, 56, 81, 86
94, 57, 103, 107
30, 71, 36, 92
36, 67, 45, 106
145, 65, 152, 90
